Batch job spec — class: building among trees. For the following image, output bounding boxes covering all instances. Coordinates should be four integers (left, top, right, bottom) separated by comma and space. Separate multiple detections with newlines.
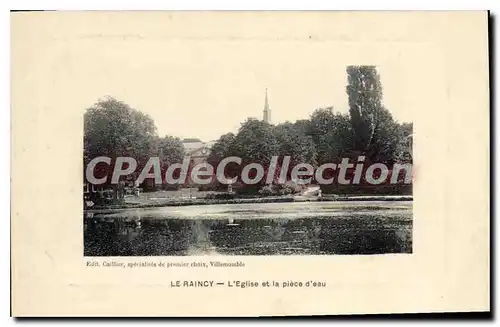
182, 139, 214, 165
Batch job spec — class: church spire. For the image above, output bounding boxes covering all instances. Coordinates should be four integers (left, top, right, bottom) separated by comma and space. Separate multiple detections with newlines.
263, 88, 271, 123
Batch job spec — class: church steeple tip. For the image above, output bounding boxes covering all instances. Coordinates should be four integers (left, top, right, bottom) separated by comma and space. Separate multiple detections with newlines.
263, 88, 271, 123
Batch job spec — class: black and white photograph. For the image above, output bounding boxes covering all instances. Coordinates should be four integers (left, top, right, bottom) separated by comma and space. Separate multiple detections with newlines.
83, 57, 413, 256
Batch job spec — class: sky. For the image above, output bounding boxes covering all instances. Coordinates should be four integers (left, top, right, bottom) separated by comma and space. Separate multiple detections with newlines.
73, 40, 415, 142
22, 12, 421, 142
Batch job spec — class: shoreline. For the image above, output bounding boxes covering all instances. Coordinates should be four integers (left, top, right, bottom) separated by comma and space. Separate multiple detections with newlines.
84, 195, 413, 214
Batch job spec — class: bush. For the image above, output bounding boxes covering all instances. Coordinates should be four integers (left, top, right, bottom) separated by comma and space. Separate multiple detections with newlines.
198, 181, 233, 192
258, 185, 275, 196
275, 181, 306, 195
232, 181, 260, 196
197, 184, 216, 192
256, 181, 306, 197
163, 184, 181, 191
278, 187, 293, 196
319, 183, 412, 195
204, 192, 235, 200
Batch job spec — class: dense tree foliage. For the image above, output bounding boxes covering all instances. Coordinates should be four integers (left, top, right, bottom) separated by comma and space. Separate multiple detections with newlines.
231, 119, 279, 164
308, 108, 353, 164
84, 97, 185, 188
345, 66, 412, 164
84, 97, 157, 167
205, 66, 412, 194
273, 122, 317, 165
158, 136, 185, 166
346, 66, 383, 152
84, 66, 413, 197
207, 132, 236, 166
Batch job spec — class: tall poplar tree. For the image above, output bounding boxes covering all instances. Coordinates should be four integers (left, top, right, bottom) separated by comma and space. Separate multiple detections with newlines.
346, 66, 383, 153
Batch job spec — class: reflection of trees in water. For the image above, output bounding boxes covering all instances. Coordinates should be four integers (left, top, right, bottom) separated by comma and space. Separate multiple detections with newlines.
84, 214, 412, 256
318, 215, 412, 254
84, 218, 121, 256
187, 220, 218, 255
208, 218, 323, 255
209, 219, 280, 253
280, 219, 322, 253
127, 219, 194, 256
84, 217, 194, 256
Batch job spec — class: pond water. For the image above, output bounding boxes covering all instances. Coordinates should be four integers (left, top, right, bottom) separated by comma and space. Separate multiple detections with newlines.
84, 201, 412, 256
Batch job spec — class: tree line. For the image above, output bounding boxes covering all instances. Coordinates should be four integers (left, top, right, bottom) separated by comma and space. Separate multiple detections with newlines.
83, 66, 413, 196
83, 96, 186, 200
206, 66, 412, 194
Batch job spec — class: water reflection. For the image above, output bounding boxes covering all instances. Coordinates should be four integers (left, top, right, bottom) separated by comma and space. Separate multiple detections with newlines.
84, 213, 412, 256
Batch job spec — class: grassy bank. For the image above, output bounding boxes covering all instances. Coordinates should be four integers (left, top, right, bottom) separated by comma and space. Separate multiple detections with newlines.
85, 191, 413, 213
319, 195, 413, 202
88, 195, 294, 210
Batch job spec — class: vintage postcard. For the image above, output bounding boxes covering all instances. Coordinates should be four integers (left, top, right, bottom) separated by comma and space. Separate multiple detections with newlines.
11, 11, 489, 316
